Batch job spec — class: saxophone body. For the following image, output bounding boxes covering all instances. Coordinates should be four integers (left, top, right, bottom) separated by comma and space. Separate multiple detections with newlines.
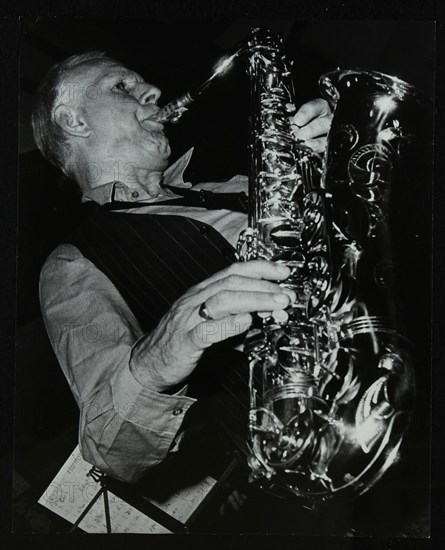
237, 29, 420, 505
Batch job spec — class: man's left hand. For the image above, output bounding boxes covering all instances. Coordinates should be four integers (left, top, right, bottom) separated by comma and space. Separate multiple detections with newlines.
290, 98, 333, 154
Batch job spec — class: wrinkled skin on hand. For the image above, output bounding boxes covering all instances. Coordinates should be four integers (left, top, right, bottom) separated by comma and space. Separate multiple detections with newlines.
130, 261, 296, 392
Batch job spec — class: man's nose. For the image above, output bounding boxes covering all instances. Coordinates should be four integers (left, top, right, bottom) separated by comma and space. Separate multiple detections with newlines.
137, 83, 161, 105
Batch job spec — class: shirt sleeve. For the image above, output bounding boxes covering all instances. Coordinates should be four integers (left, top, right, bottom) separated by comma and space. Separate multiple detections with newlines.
39, 243, 196, 483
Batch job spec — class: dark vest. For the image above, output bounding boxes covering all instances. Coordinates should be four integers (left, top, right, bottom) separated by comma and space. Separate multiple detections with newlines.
67, 208, 236, 334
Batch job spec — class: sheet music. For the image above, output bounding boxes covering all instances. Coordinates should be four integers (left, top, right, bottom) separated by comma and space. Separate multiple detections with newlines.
38, 446, 216, 533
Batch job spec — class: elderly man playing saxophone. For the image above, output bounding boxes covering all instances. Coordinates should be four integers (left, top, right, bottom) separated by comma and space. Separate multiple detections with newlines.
32, 51, 332, 484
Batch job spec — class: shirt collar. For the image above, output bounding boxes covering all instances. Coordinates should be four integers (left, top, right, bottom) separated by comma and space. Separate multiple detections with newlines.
82, 148, 194, 205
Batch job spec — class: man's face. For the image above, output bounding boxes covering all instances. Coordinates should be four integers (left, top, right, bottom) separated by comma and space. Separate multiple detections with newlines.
65, 59, 171, 177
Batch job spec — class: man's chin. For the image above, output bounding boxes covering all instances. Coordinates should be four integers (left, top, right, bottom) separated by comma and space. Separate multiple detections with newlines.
139, 147, 169, 171
163, 142, 172, 160
150, 135, 171, 161
156, 142, 171, 168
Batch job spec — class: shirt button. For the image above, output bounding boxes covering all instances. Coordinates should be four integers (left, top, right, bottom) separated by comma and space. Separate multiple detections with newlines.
200, 225, 209, 235
131, 191, 140, 198
172, 408, 183, 416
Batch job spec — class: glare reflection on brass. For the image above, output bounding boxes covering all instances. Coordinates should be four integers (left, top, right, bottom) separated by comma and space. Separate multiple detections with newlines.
152, 50, 241, 123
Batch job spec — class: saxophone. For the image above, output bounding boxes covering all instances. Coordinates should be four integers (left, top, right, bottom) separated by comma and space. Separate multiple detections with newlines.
236, 28, 422, 505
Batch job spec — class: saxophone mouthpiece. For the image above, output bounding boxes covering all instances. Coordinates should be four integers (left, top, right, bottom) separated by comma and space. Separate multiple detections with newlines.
153, 49, 242, 124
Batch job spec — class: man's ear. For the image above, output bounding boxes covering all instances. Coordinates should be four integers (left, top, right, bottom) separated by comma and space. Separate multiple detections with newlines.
54, 105, 91, 138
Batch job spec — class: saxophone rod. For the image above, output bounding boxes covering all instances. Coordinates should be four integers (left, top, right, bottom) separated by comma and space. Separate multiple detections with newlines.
152, 49, 242, 123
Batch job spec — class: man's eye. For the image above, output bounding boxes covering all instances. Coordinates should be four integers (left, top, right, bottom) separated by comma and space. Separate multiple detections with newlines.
114, 81, 129, 93
114, 80, 137, 94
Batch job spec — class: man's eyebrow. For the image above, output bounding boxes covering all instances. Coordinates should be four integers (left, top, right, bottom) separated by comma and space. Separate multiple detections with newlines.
99, 69, 142, 83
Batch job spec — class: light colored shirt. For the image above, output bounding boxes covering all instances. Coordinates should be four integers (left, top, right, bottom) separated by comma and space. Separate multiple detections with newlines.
40, 149, 248, 483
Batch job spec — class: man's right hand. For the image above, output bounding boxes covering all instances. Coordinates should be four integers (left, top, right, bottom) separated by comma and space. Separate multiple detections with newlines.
129, 260, 295, 392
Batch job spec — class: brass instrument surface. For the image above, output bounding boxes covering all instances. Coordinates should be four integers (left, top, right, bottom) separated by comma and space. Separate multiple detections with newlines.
237, 29, 418, 506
